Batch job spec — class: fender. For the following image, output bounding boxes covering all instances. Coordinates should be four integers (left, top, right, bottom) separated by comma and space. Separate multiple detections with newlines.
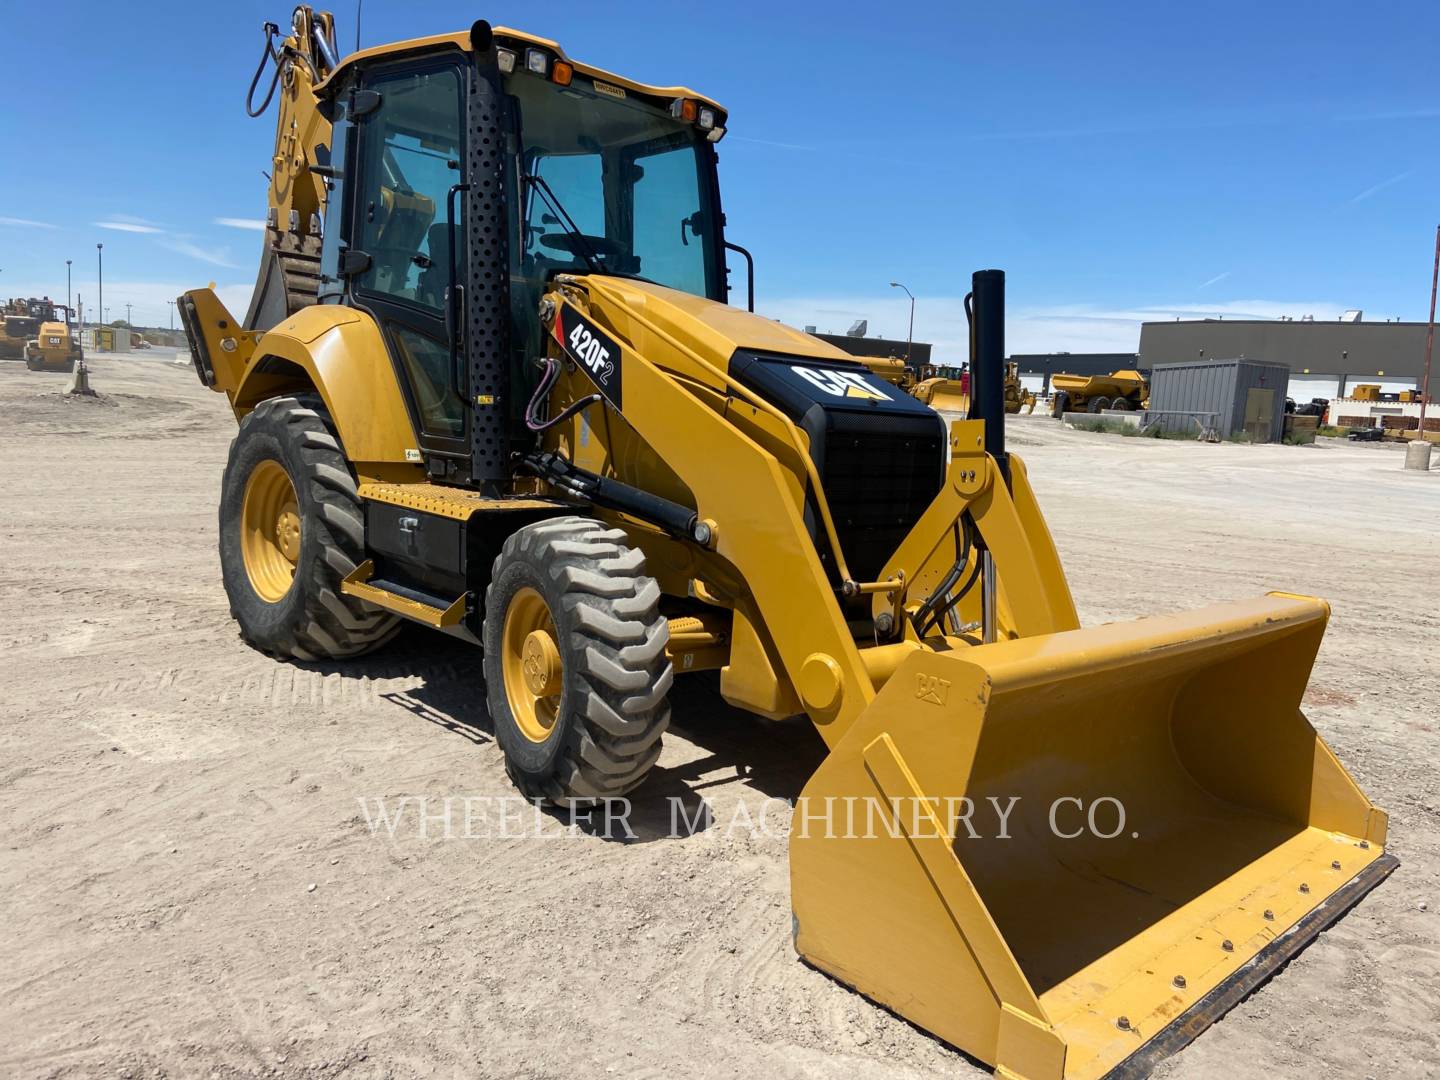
180, 288, 421, 478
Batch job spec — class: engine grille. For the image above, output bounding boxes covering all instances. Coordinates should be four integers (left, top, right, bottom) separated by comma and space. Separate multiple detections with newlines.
818, 410, 945, 583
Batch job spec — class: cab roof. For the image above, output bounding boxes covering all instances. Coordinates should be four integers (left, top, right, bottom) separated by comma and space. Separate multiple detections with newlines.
315, 25, 725, 114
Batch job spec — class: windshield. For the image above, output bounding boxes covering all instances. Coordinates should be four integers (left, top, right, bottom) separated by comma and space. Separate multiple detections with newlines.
506, 70, 723, 301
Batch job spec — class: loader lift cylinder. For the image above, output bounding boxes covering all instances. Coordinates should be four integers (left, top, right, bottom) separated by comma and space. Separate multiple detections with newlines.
969, 268, 1009, 487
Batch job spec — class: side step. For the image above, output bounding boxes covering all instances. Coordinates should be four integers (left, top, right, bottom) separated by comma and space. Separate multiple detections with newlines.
341, 560, 467, 630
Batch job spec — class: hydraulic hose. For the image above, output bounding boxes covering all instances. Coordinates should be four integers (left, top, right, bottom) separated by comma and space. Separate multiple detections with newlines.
523, 357, 601, 432
245, 22, 283, 117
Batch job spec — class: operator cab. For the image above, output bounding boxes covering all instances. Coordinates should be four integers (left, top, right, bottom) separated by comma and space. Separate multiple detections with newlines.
313, 26, 731, 484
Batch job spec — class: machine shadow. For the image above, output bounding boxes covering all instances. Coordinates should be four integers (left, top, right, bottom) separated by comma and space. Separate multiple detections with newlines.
289, 628, 828, 843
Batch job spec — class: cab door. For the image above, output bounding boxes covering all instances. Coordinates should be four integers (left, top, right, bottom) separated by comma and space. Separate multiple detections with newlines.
345, 55, 469, 469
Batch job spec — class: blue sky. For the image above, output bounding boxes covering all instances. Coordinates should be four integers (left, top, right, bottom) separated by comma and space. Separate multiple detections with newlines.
2, 0, 1437, 358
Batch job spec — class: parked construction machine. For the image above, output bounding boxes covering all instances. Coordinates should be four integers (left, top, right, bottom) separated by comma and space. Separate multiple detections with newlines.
1050, 368, 1148, 415
910, 363, 971, 411
181, 11, 1394, 1079
2, 297, 81, 370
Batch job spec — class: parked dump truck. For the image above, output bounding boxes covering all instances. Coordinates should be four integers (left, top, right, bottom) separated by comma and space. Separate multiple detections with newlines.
1050, 368, 1149, 415
179, 10, 1394, 1079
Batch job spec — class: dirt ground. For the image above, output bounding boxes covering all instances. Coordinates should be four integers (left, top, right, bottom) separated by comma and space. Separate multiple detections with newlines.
2, 353, 1436, 1080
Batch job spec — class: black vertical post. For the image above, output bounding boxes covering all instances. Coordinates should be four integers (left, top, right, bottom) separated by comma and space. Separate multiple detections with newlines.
969, 268, 1009, 486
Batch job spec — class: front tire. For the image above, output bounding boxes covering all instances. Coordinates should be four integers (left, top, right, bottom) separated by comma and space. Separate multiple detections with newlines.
484, 517, 672, 804
219, 394, 399, 661
1052, 390, 1070, 416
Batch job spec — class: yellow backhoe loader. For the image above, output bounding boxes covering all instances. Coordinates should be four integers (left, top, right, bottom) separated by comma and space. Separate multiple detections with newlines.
180, 11, 1394, 1078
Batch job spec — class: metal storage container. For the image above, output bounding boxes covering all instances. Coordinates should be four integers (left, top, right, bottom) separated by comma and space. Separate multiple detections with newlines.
1147, 358, 1291, 442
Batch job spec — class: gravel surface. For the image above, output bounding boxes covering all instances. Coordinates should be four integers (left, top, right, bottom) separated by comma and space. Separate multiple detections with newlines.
1, 355, 1436, 1079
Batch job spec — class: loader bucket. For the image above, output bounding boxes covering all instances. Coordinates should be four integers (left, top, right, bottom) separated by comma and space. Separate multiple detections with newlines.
791, 593, 1393, 1080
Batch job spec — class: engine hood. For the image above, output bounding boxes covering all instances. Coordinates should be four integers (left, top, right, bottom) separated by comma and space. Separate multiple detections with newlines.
575, 276, 859, 387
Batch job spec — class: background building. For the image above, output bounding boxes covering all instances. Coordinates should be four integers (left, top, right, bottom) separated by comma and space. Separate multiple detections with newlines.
1138, 317, 1436, 401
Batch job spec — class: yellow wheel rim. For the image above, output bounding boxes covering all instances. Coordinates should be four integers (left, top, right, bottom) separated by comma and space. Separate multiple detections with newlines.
502, 586, 563, 743
241, 459, 301, 603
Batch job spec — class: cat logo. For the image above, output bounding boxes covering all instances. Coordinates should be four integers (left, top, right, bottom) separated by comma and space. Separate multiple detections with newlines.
916, 673, 950, 705
790, 365, 892, 401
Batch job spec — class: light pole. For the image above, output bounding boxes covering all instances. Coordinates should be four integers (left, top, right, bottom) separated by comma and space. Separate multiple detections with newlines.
1421, 224, 1438, 441
889, 281, 915, 363
96, 243, 104, 328
125, 302, 132, 326
167, 299, 175, 330
66, 260, 72, 313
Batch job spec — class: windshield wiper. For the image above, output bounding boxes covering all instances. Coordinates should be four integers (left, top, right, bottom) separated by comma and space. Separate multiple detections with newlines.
522, 173, 602, 275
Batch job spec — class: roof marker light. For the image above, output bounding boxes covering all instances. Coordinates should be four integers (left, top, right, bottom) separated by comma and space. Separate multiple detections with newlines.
670, 97, 698, 123
496, 48, 516, 74
525, 48, 549, 76
697, 107, 716, 131
551, 60, 573, 86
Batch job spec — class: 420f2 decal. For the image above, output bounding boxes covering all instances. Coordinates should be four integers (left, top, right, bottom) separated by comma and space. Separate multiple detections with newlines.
554, 303, 623, 409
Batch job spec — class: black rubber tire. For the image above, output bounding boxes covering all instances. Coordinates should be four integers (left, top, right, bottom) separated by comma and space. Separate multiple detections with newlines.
483, 516, 672, 804
1087, 395, 1111, 413
1052, 391, 1069, 416
1109, 396, 1131, 412
219, 394, 400, 661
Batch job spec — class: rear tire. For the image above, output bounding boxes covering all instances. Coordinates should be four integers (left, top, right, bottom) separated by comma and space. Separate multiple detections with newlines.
1109, 396, 1131, 412
484, 517, 672, 804
219, 394, 399, 661
1088, 395, 1111, 413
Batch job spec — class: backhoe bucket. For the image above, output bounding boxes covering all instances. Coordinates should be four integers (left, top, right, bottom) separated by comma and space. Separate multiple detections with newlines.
791, 593, 1393, 1080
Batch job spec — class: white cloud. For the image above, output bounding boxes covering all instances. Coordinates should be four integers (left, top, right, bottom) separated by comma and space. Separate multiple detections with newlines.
95, 221, 164, 234
214, 217, 267, 231
760, 295, 1381, 359
158, 237, 241, 269
0, 216, 56, 228
1350, 170, 1413, 204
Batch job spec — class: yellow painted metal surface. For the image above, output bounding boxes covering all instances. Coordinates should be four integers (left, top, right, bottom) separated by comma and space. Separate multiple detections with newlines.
340, 560, 465, 628
26, 320, 77, 369
317, 26, 726, 114
181, 287, 422, 477
791, 592, 1388, 1080
241, 459, 301, 602
912, 377, 970, 412
358, 482, 567, 520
